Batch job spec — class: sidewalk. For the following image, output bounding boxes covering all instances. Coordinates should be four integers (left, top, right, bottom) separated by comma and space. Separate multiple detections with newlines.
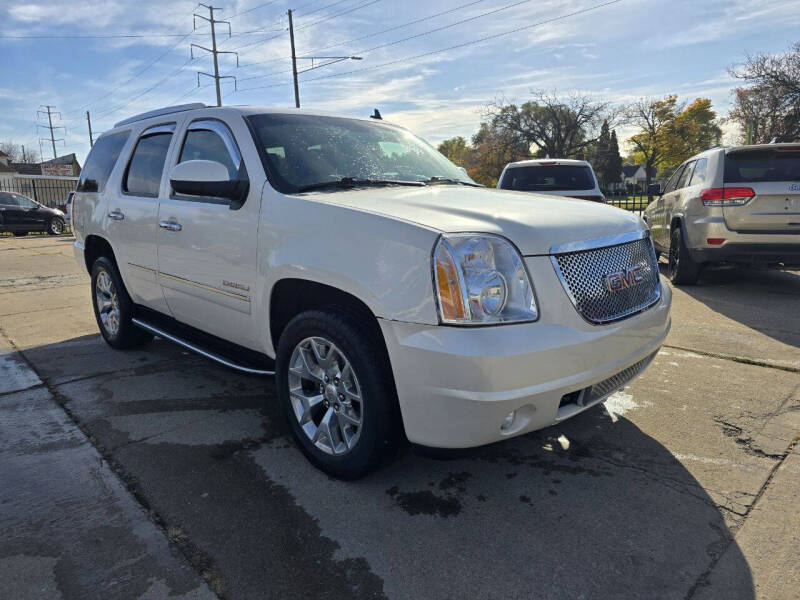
0, 334, 216, 600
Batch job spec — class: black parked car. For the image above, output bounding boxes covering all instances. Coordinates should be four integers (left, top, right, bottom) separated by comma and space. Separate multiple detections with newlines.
0, 191, 67, 236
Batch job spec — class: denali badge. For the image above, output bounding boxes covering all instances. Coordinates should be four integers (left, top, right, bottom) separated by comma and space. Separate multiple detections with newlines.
603, 266, 645, 292
223, 280, 250, 292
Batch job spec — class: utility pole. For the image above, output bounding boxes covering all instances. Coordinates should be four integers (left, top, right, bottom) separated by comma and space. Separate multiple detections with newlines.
288, 10, 300, 108
86, 111, 94, 147
192, 4, 238, 107
287, 9, 361, 109
37, 105, 65, 160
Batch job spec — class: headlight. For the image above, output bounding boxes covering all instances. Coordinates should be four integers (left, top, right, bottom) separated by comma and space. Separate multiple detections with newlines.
433, 233, 538, 325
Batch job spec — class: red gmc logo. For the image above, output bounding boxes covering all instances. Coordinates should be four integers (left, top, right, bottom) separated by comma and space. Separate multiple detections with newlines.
603, 266, 646, 292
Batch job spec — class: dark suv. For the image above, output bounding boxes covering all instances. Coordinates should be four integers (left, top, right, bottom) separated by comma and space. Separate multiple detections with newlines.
0, 191, 67, 236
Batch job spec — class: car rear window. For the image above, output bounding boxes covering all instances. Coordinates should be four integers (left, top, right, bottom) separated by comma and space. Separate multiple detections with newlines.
499, 165, 595, 191
76, 131, 130, 193
724, 150, 800, 183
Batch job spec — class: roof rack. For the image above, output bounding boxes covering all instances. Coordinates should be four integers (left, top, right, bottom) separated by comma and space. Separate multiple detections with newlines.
114, 103, 208, 128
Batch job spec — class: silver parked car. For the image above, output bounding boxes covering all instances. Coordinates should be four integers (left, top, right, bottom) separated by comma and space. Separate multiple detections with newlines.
644, 144, 800, 284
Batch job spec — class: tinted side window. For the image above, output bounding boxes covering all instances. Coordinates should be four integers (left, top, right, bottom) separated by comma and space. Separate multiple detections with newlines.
689, 158, 708, 186
179, 129, 237, 178
77, 131, 130, 192
17, 195, 37, 208
663, 165, 685, 194
124, 132, 173, 197
0, 192, 19, 206
676, 161, 695, 189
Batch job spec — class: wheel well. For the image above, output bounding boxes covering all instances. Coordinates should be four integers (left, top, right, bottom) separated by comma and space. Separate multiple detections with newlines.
83, 235, 117, 273
269, 279, 383, 351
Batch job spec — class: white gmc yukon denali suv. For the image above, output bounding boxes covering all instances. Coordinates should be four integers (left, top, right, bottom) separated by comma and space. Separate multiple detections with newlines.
72, 103, 672, 478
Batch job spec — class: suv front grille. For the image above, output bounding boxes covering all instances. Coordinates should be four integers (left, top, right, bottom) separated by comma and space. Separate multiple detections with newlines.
551, 233, 661, 324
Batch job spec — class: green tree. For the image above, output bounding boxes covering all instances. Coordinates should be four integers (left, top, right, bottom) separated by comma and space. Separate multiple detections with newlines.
607, 130, 623, 190
626, 95, 721, 195
437, 136, 472, 168
593, 120, 612, 189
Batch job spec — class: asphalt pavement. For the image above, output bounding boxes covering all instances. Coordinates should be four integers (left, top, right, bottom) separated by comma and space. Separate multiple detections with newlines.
1, 234, 798, 599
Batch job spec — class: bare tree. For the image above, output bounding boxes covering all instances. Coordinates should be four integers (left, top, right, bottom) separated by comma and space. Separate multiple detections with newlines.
0, 141, 41, 164
729, 42, 800, 143
485, 91, 616, 159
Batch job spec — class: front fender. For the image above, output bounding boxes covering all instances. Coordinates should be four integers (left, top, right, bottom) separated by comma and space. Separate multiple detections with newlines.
255, 193, 441, 354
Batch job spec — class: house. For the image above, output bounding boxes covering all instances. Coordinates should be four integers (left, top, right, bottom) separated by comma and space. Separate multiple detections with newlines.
622, 163, 648, 194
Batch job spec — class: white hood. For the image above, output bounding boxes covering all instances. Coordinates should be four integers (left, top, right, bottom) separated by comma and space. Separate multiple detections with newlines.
312, 186, 645, 256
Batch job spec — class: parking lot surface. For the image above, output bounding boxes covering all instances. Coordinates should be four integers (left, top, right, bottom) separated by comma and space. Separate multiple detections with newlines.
1, 235, 799, 599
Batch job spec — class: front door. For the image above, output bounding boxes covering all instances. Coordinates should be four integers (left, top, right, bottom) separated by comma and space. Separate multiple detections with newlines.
15, 194, 49, 230
109, 123, 175, 313
156, 117, 262, 350
0, 192, 22, 229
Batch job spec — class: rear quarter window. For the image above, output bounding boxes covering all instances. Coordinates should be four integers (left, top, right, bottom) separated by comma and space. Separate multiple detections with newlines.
76, 131, 130, 192
724, 150, 800, 183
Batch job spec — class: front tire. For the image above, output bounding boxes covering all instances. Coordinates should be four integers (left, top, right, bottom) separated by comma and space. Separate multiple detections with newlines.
47, 217, 65, 235
668, 226, 700, 285
91, 256, 152, 349
275, 309, 403, 479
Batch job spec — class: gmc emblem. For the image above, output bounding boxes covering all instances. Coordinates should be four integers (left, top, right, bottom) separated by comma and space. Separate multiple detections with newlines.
604, 266, 646, 292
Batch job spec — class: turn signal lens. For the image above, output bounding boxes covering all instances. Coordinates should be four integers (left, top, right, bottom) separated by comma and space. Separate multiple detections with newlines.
434, 241, 468, 321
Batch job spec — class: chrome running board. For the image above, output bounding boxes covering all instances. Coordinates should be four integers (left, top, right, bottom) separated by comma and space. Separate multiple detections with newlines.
132, 318, 275, 376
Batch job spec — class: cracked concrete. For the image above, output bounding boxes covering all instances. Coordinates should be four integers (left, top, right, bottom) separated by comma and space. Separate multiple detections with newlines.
1, 236, 799, 599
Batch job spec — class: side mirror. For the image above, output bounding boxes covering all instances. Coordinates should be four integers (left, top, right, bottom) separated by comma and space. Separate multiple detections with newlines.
458, 166, 468, 175
169, 160, 248, 204
647, 183, 662, 196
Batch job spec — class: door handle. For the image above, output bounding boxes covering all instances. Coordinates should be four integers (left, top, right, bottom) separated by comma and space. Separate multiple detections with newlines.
108, 209, 125, 221
159, 220, 182, 232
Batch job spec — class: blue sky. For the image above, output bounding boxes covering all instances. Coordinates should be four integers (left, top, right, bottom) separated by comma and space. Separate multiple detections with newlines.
2, 0, 800, 164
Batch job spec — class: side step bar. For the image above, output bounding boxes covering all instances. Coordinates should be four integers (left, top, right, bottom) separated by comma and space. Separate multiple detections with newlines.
132, 318, 275, 376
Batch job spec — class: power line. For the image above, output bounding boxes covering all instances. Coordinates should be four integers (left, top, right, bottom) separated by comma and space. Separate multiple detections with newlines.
299, 0, 489, 57
66, 31, 194, 115
296, 0, 352, 19
299, 0, 625, 85
294, 0, 381, 31
227, 0, 283, 20
236, 0, 523, 85
192, 3, 240, 106
0, 32, 191, 39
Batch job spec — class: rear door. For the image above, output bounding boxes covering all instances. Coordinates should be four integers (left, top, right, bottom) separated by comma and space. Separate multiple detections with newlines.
722, 147, 800, 233
156, 117, 262, 350
111, 124, 175, 312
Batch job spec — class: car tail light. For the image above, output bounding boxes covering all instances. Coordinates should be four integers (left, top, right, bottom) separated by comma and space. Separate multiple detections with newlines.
568, 195, 605, 203
700, 187, 755, 206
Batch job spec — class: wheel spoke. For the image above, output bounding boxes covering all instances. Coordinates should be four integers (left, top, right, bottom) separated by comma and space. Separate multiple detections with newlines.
338, 408, 360, 426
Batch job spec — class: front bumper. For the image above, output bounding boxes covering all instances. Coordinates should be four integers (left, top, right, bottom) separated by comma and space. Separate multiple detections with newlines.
379, 277, 672, 448
685, 215, 800, 265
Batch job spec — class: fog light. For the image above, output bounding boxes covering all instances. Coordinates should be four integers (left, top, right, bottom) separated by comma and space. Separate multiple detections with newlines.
501, 411, 516, 431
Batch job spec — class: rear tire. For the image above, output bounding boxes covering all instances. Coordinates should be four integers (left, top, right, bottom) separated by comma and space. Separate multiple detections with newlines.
275, 309, 403, 479
91, 256, 152, 349
47, 217, 65, 235
668, 226, 700, 285
13, 231, 28, 237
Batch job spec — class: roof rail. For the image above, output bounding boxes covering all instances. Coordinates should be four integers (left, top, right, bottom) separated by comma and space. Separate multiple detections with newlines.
114, 103, 208, 128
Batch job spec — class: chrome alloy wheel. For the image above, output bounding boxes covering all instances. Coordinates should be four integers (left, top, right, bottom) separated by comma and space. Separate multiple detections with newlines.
50, 218, 64, 234
95, 269, 121, 337
288, 336, 363, 456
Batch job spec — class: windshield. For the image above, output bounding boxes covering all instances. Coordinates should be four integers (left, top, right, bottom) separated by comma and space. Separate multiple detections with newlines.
724, 150, 800, 183
246, 113, 475, 194
499, 164, 595, 191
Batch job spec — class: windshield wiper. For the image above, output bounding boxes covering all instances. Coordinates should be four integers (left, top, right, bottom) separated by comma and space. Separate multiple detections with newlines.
422, 176, 482, 187
295, 177, 427, 193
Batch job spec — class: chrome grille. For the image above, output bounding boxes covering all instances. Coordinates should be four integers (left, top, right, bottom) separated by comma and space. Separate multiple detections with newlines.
551, 232, 661, 324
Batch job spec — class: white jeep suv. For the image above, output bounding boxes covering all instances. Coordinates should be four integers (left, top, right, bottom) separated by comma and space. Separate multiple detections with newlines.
72, 103, 671, 478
